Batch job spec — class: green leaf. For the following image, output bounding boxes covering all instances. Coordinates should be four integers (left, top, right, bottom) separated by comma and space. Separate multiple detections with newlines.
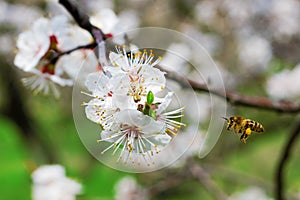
146, 91, 154, 104
143, 104, 150, 115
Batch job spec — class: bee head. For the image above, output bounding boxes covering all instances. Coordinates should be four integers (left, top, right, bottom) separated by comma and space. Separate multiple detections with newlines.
221, 117, 236, 125
221, 117, 229, 122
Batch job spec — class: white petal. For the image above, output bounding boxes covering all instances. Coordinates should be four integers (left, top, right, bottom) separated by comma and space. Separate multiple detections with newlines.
85, 99, 104, 123
142, 65, 166, 93
31, 165, 65, 184
85, 71, 110, 96
49, 75, 73, 86
147, 134, 171, 147
14, 30, 49, 71
156, 92, 174, 114
109, 52, 129, 70
58, 49, 98, 80
116, 110, 165, 135
110, 73, 130, 95
112, 93, 136, 110
90, 9, 119, 33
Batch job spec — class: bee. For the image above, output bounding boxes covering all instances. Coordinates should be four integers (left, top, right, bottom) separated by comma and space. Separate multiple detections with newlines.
222, 116, 264, 143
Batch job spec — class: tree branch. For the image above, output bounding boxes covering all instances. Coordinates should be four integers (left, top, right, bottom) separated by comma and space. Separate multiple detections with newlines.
158, 66, 300, 113
58, 0, 106, 43
275, 121, 300, 200
189, 161, 228, 200
147, 175, 185, 197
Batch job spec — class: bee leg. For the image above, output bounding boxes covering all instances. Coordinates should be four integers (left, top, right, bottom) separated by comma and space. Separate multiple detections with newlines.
240, 133, 247, 143
226, 123, 232, 131
240, 128, 252, 143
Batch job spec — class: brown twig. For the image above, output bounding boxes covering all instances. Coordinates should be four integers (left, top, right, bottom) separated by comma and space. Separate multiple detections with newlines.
58, 0, 106, 43
147, 175, 184, 197
189, 161, 228, 200
158, 66, 300, 113
275, 121, 300, 200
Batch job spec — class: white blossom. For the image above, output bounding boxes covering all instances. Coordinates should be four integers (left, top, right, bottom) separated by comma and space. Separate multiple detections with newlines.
0, 34, 14, 54
238, 35, 272, 74
14, 15, 93, 97
269, 0, 300, 40
90, 9, 119, 35
160, 43, 191, 75
83, 71, 123, 130
31, 165, 82, 200
195, 0, 218, 25
152, 125, 204, 168
83, 48, 185, 166
106, 47, 165, 102
90, 9, 140, 43
0, 2, 42, 30
22, 68, 73, 99
115, 177, 148, 200
99, 109, 170, 165
229, 187, 271, 200
57, 49, 99, 80
266, 63, 300, 101
84, 0, 114, 14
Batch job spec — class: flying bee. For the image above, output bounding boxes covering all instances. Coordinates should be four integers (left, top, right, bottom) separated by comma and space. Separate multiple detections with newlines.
222, 116, 264, 143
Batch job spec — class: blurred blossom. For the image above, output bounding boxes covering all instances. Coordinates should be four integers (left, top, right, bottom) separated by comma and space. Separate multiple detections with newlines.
153, 125, 203, 168
14, 15, 92, 98
128, 0, 148, 7
181, 92, 210, 123
0, 1, 8, 22
195, 0, 218, 25
160, 43, 191, 75
0, 2, 42, 30
0, 34, 14, 54
266, 63, 300, 101
115, 177, 148, 200
187, 61, 233, 90
171, 127, 203, 167
181, 25, 222, 56
90, 8, 140, 43
269, 0, 300, 40
83, 0, 114, 14
229, 186, 271, 200
31, 165, 82, 200
46, 0, 71, 17
213, 61, 237, 89
117, 10, 140, 33
222, 0, 253, 27
90, 9, 119, 34
238, 35, 272, 74
223, 0, 272, 24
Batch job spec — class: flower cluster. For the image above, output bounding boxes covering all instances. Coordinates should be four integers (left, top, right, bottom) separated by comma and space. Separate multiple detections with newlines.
31, 165, 82, 200
83, 47, 185, 166
114, 176, 148, 200
13, 8, 140, 98
14, 15, 93, 98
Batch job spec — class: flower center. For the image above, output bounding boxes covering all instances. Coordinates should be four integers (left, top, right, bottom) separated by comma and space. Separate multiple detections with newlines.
41, 64, 55, 75
39, 35, 60, 75
121, 124, 141, 140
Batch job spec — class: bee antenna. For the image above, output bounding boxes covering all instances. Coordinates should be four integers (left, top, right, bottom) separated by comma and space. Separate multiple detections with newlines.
221, 117, 228, 121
